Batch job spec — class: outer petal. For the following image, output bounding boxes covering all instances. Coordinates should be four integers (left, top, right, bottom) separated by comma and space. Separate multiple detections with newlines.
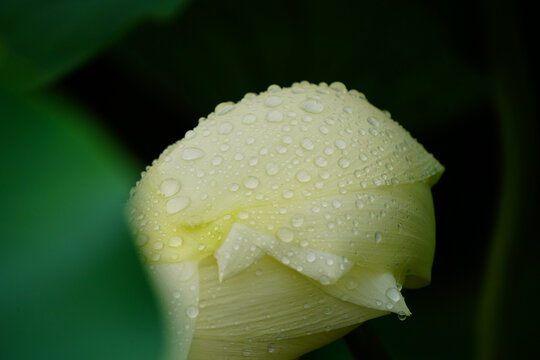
127, 81, 443, 267
146, 262, 199, 360
190, 256, 386, 359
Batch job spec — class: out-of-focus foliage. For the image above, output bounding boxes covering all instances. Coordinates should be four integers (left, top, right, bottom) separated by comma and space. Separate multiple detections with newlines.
0, 0, 191, 91
0, 92, 162, 359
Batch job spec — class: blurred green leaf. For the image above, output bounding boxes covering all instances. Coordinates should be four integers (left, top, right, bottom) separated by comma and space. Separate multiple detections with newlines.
0, 0, 191, 91
0, 91, 162, 359
107, 0, 486, 134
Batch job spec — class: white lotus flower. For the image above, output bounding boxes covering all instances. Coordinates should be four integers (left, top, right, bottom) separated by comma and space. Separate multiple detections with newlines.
127, 81, 444, 359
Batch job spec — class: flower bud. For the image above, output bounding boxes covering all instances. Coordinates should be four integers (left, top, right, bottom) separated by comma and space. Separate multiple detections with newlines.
127, 81, 444, 359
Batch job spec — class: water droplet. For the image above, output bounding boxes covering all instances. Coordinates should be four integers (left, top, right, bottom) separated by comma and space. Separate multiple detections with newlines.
243, 113, 257, 124
186, 305, 199, 319
319, 126, 329, 134
301, 138, 314, 150
153, 241, 163, 250
397, 311, 407, 321
315, 157, 327, 167
301, 99, 324, 113
374, 232, 382, 243
320, 275, 331, 285
265, 96, 282, 107
212, 155, 223, 166
238, 211, 249, 220
281, 256, 290, 265
356, 200, 364, 209
182, 147, 205, 161
332, 200, 342, 208
345, 279, 358, 290
338, 158, 350, 168
386, 287, 401, 302
215, 102, 234, 115
306, 252, 316, 263
242, 349, 251, 357
168, 236, 183, 247
343, 106, 353, 114
334, 139, 346, 149
160, 179, 181, 197
267, 343, 276, 353
135, 234, 148, 247
166, 196, 191, 214
367, 116, 380, 127
228, 183, 240, 192
266, 110, 283, 122
282, 189, 294, 199
330, 81, 347, 92
276, 227, 294, 243
243, 176, 259, 189
291, 214, 304, 227
359, 153, 368, 161
218, 122, 233, 134
296, 170, 311, 183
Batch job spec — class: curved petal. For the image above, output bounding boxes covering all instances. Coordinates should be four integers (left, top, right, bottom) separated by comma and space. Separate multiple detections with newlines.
191, 256, 385, 359
145, 262, 199, 360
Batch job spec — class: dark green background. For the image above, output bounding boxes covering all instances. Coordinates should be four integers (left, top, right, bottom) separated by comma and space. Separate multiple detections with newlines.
1, 0, 537, 359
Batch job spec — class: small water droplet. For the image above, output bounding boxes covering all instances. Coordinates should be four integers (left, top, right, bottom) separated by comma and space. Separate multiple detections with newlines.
375, 232, 382, 243
367, 117, 380, 127
265, 96, 282, 107
301, 138, 315, 150
282, 189, 294, 199
266, 110, 283, 122
338, 158, 350, 168
334, 139, 346, 149
218, 122, 233, 134
277, 227, 294, 243
243, 176, 259, 189
186, 305, 199, 319
306, 252, 316, 263
243, 113, 257, 124
397, 311, 407, 321
182, 147, 205, 161
296, 170, 311, 183
168, 236, 183, 247
301, 99, 324, 113
267, 343, 276, 353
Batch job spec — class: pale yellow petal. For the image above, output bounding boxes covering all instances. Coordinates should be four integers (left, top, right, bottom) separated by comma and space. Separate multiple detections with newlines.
146, 262, 199, 360
191, 256, 386, 359
127, 82, 443, 265
319, 266, 411, 315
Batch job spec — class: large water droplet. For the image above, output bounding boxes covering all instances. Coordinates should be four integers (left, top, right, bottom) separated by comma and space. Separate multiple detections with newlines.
160, 179, 181, 197
386, 287, 401, 302
182, 147, 205, 161
166, 196, 191, 214
367, 116, 380, 127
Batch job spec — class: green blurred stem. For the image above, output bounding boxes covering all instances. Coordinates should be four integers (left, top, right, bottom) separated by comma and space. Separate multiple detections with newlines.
477, 0, 536, 359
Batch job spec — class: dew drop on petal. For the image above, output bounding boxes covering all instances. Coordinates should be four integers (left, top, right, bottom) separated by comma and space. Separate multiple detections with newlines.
168, 236, 183, 247
186, 305, 199, 319
386, 287, 401, 302
243, 176, 259, 189
276, 227, 294, 243
182, 147, 205, 161
160, 179, 181, 197
243, 114, 257, 124
166, 196, 191, 214
301, 99, 324, 113
266, 110, 283, 122
296, 170, 311, 183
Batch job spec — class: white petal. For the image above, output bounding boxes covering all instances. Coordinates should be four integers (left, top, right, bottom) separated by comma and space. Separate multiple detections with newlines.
127, 82, 443, 264
191, 256, 385, 359
319, 266, 411, 315
214, 223, 265, 282
217, 223, 353, 284
145, 262, 199, 360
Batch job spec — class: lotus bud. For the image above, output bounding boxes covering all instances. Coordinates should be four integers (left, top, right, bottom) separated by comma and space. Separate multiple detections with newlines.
127, 81, 444, 359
